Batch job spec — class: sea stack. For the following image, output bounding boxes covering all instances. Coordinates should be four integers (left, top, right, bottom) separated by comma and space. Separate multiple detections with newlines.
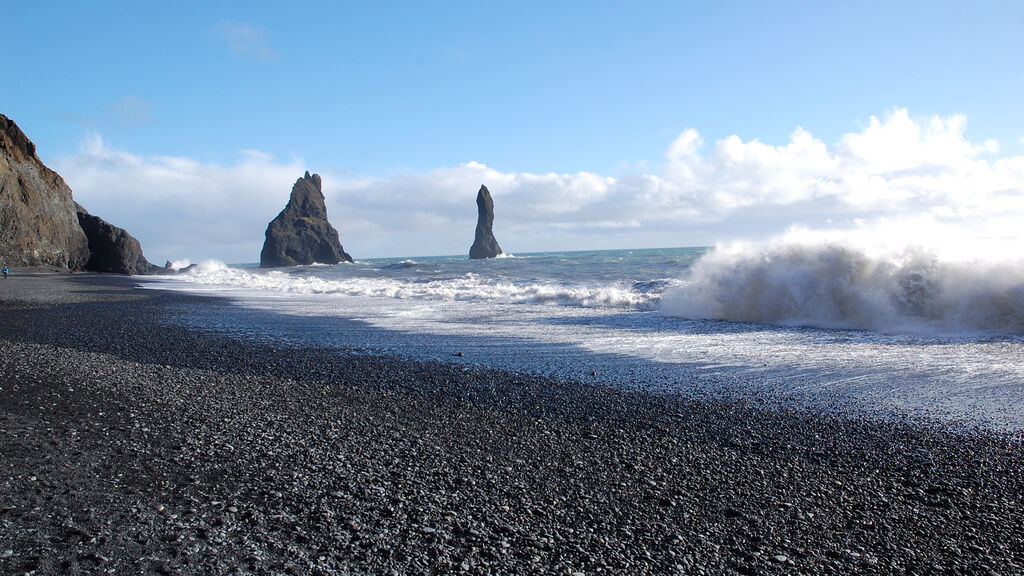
260, 171, 352, 268
469, 185, 502, 259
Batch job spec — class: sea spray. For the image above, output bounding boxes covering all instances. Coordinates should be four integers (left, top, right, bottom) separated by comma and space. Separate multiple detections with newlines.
157, 245, 1024, 334
660, 239, 1024, 334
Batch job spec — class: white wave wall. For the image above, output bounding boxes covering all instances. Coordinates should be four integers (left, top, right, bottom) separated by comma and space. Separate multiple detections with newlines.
661, 235, 1024, 334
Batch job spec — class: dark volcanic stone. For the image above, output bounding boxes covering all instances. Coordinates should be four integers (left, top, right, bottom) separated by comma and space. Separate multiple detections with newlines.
469, 185, 502, 260
260, 171, 352, 268
75, 203, 157, 275
0, 113, 90, 269
1, 274, 1024, 576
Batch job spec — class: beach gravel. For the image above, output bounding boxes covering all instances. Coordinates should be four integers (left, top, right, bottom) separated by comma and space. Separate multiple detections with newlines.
1, 273, 1022, 575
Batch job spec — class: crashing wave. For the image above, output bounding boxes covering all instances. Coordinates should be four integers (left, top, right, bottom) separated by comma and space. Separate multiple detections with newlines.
660, 240, 1024, 334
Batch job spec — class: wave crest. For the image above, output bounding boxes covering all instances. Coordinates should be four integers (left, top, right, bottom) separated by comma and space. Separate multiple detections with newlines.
158, 260, 656, 309
660, 241, 1024, 334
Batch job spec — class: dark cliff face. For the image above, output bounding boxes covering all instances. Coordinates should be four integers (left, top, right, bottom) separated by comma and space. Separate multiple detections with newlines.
469, 185, 502, 259
0, 113, 156, 274
75, 203, 158, 275
0, 114, 90, 269
260, 171, 352, 268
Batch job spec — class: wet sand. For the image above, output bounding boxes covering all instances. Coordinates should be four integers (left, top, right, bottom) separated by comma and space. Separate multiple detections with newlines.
1, 272, 1021, 575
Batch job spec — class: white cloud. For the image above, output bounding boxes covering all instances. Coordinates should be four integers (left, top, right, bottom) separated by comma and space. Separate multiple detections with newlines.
57, 133, 304, 263
215, 22, 278, 61
53, 109, 1024, 263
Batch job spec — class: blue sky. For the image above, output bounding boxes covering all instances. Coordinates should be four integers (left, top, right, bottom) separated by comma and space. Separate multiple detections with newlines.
3, 1, 1024, 262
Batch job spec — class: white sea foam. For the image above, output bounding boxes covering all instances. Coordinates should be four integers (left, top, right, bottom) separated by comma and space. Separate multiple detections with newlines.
661, 234, 1024, 334
143, 248, 1024, 429
158, 259, 657, 309
166, 258, 192, 270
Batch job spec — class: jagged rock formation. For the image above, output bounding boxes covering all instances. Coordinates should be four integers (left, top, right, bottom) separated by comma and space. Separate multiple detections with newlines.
469, 185, 502, 259
1, 113, 90, 269
76, 203, 158, 275
260, 171, 352, 268
0, 113, 156, 274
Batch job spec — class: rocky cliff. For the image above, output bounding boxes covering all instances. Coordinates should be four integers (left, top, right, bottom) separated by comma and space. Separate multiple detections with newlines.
469, 185, 502, 259
260, 171, 352, 267
76, 203, 158, 275
0, 113, 90, 269
0, 113, 156, 274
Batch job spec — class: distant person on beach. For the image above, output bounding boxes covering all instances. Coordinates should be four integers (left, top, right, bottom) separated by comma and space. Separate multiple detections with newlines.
2, 266, 7, 279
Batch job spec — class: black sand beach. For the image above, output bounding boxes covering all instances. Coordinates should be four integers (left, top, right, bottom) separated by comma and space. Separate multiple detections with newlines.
1, 273, 1022, 575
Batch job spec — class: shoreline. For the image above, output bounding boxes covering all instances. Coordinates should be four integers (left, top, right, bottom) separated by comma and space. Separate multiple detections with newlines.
1, 273, 1022, 574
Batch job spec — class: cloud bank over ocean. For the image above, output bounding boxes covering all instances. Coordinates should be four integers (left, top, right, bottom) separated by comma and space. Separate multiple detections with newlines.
54, 109, 1024, 263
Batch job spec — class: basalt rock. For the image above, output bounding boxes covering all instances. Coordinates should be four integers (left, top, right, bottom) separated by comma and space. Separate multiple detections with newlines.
0, 113, 90, 269
0, 113, 157, 274
76, 203, 158, 275
260, 171, 352, 268
469, 185, 502, 259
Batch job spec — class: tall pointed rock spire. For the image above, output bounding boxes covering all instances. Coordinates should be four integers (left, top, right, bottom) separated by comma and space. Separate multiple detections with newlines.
469, 185, 502, 259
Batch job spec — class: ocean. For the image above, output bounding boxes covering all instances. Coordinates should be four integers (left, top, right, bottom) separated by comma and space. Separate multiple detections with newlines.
144, 245, 1024, 432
